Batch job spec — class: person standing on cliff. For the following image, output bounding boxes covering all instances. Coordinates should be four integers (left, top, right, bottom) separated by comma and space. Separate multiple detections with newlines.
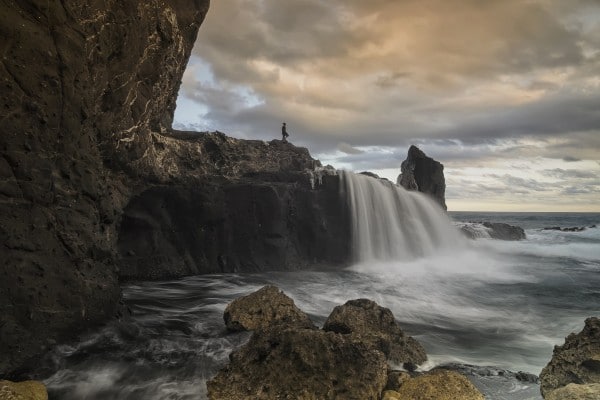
282, 122, 290, 143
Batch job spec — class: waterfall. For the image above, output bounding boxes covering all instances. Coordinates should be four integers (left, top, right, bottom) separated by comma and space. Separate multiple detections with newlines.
340, 170, 464, 262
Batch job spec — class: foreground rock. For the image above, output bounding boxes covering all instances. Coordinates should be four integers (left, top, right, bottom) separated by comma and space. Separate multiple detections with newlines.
208, 286, 435, 399
0, 380, 47, 400
458, 222, 526, 240
540, 317, 600, 398
546, 383, 600, 400
323, 299, 427, 368
207, 328, 388, 400
382, 370, 484, 400
224, 285, 316, 332
397, 145, 447, 210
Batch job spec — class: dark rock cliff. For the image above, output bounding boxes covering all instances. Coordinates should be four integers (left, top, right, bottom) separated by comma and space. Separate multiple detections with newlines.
1, 0, 351, 377
117, 169, 350, 280
397, 145, 447, 210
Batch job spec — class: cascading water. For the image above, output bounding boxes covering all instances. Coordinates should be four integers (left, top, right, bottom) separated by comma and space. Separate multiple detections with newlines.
339, 170, 464, 262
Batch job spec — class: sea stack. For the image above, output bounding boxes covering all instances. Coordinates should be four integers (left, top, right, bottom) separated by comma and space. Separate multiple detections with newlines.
397, 145, 447, 210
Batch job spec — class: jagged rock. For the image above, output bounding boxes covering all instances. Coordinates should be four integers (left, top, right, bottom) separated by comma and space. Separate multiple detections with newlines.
397, 145, 447, 210
542, 226, 589, 232
0, 380, 48, 400
223, 285, 316, 332
458, 222, 526, 240
323, 299, 427, 367
207, 328, 387, 400
540, 317, 600, 398
546, 383, 600, 400
384, 370, 485, 400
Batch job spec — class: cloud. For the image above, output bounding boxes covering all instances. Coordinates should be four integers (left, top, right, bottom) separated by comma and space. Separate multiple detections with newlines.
337, 142, 364, 155
174, 0, 600, 210
542, 168, 597, 179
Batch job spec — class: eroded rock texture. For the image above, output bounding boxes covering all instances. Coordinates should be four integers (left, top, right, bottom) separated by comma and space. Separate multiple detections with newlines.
0, 0, 210, 376
1, 0, 354, 377
397, 145, 447, 210
223, 285, 316, 332
540, 317, 600, 398
323, 298, 427, 368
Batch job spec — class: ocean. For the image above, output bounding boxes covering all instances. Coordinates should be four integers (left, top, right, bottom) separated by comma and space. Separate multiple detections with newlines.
39, 204, 600, 399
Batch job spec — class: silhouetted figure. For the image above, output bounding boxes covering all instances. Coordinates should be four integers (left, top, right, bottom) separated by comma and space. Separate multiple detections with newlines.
282, 122, 289, 143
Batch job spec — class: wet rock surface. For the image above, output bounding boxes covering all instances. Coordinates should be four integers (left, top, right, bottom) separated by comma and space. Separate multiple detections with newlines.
207, 327, 388, 400
1, 0, 209, 376
397, 145, 447, 210
0, 0, 356, 376
207, 287, 433, 400
540, 317, 600, 398
459, 221, 526, 240
542, 225, 596, 232
223, 285, 316, 332
116, 171, 351, 280
323, 298, 427, 367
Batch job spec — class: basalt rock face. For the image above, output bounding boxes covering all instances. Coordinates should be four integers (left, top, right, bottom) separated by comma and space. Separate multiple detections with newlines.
116, 169, 350, 280
0, 0, 209, 376
1, 0, 354, 377
540, 317, 600, 398
397, 145, 447, 210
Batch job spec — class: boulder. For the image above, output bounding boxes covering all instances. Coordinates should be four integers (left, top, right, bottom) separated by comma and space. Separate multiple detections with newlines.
207, 328, 387, 400
459, 222, 526, 240
0, 380, 48, 400
323, 299, 427, 367
223, 285, 316, 332
546, 383, 600, 400
384, 369, 485, 400
397, 145, 447, 210
540, 317, 600, 398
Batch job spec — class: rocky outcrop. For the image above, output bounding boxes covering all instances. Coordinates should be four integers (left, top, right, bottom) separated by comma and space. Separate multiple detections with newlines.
207, 328, 388, 400
542, 225, 596, 232
0, 0, 210, 376
397, 145, 447, 210
223, 285, 316, 332
116, 170, 351, 280
458, 222, 526, 240
382, 370, 484, 400
208, 287, 428, 399
546, 383, 600, 400
540, 317, 600, 398
0, 0, 357, 377
0, 380, 47, 400
323, 299, 427, 368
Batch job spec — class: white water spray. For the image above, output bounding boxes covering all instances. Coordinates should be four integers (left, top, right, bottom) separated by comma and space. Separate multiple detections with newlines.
340, 170, 464, 262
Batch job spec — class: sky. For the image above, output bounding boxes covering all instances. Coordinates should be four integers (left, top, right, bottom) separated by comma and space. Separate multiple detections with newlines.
173, 0, 600, 212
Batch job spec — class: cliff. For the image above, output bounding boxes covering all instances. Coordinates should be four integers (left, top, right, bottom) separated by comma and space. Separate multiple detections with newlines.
0, 0, 351, 376
397, 145, 447, 210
